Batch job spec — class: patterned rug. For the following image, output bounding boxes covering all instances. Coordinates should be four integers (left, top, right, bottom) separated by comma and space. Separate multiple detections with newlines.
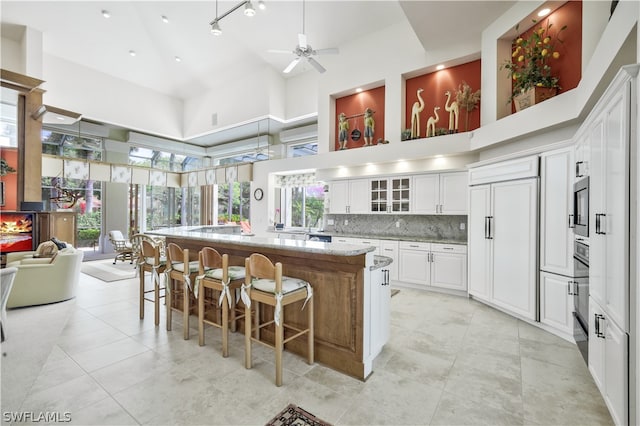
81, 258, 136, 282
266, 404, 332, 426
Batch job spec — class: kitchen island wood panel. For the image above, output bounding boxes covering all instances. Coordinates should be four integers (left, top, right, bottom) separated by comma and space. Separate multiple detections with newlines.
151, 228, 376, 380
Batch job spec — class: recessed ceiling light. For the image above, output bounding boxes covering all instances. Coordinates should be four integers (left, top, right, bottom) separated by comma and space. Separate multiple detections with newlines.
175, 56, 182, 62
129, 50, 136, 57
244, 1, 256, 16
101, 10, 111, 18
356, 88, 363, 93
161, 15, 169, 23
436, 64, 445, 70
538, 8, 551, 17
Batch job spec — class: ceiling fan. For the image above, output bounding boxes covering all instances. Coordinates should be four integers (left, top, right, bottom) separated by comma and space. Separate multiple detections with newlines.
269, 0, 339, 74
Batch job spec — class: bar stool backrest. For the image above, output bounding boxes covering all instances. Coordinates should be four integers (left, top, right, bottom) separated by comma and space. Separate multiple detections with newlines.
141, 240, 160, 265
166, 242, 188, 267
247, 253, 282, 293
199, 247, 223, 271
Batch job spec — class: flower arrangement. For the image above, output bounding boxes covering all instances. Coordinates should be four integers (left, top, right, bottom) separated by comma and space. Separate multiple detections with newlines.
455, 81, 481, 131
501, 19, 567, 101
0, 159, 16, 176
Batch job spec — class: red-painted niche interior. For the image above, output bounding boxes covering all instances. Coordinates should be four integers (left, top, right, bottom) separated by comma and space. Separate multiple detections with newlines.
1, 148, 18, 211
406, 60, 482, 138
334, 86, 385, 151
509, 1, 582, 112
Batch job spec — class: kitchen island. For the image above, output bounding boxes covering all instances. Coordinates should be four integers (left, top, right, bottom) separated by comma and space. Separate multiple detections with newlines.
148, 226, 389, 380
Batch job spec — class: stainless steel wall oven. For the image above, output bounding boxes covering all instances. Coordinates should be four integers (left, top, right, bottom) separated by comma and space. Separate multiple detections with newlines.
572, 177, 589, 237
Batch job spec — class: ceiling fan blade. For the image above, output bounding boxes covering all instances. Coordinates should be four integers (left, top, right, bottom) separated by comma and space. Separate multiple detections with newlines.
298, 33, 307, 49
307, 57, 326, 73
268, 49, 295, 54
283, 57, 301, 74
314, 48, 339, 55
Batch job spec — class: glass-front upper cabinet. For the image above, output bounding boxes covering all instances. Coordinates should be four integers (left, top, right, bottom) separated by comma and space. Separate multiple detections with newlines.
369, 177, 410, 213
370, 179, 388, 212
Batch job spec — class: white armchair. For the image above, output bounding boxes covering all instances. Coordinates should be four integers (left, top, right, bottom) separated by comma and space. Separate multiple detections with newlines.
6, 248, 84, 308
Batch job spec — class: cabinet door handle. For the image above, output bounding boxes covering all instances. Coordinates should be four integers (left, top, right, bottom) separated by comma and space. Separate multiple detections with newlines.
442, 247, 454, 250
409, 244, 420, 248
575, 161, 584, 178
574, 281, 579, 296
484, 216, 490, 239
568, 214, 575, 228
567, 281, 573, 295
384, 248, 393, 252
595, 314, 606, 338
487, 216, 494, 239
595, 213, 606, 235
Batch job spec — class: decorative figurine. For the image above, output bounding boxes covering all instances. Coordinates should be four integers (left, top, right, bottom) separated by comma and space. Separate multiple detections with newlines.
338, 112, 349, 150
410, 88, 425, 139
363, 108, 375, 146
426, 106, 440, 137
444, 90, 459, 133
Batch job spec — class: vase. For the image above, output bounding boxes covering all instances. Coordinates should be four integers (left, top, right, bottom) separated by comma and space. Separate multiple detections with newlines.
513, 87, 558, 112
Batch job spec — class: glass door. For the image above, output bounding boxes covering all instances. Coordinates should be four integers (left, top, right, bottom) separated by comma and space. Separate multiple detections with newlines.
391, 178, 410, 212
370, 179, 388, 213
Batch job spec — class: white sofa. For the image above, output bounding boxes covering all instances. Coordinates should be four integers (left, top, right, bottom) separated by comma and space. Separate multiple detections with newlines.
5, 247, 84, 308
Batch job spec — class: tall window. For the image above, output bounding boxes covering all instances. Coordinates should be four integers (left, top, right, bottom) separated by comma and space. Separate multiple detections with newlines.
217, 182, 250, 224
281, 184, 324, 228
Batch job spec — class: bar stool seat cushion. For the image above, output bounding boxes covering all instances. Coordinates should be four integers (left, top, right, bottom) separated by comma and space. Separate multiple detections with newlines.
145, 256, 167, 265
203, 266, 246, 281
252, 276, 309, 295
170, 261, 199, 273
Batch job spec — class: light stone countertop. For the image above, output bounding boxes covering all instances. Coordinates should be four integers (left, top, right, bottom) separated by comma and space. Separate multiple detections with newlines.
370, 255, 393, 271
148, 226, 375, 257
303, 231, 467, 245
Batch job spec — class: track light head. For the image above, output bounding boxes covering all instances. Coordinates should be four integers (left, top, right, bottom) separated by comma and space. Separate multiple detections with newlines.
258, 0, 266, 10
211, 20, 222, 35
244, 1, 256, 16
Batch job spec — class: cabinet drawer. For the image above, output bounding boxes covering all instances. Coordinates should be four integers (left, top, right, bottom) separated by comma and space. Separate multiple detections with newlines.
431, 243, 467, 254
399, 241, 431, 251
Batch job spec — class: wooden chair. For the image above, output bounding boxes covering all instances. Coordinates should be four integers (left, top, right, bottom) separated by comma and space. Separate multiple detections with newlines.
108, 230, 134, 264
139, 239, 166, 326
196, 247, 246, 357
243, 253, 314, 386
165, 243, 199, 340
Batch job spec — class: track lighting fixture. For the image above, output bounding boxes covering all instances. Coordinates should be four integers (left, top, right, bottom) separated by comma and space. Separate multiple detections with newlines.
209, 0, 263, 36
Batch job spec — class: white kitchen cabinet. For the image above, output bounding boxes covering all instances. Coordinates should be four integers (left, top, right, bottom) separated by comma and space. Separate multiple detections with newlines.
379, 240, 399, 281
540, 147, 574, 276
589, 73, 631, 333
333, 237, 380, 255
589, 297, 628, 426
370, 177, 411, 214
398, 242, 430, 285
539, 271, 574, 336
430, 244, 467, 291
329, 179, 369, 214
369, 266, 391, 358
413, 172, 468, 214
468, 185, 491, 300
468, 156, 538, 321
398, 241, 467, 291
574, 132, 589, 179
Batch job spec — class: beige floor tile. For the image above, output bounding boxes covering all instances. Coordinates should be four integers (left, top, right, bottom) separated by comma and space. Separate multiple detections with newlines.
303, 364, 367, 396
20, 374, 109, 415
90, 350, 175, 394
68, 397, 138, 425
383, 346, 456, 390
431, 391, 524, 425
70, 337, 150, 372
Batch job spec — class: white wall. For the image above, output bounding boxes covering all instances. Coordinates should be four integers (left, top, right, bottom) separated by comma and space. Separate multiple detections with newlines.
285, 71, 319, 119
182, 64, 286, 139
22, 27, 43, 79
1, 36, 23, 73
42, 54, 184, 140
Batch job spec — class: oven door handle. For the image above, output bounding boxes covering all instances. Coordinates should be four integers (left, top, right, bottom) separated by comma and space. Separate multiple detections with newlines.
568, 214, 575, 229
575, 161, 584, 178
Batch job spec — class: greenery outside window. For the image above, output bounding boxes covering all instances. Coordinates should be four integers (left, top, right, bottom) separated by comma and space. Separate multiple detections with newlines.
217, 182, 250, 225
281, 184, 324, 229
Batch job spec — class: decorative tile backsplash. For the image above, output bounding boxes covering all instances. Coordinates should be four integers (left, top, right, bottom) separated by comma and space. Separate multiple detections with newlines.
326, 214, 467, 242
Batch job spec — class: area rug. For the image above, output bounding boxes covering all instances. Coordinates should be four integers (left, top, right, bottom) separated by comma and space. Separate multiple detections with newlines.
266, 404, 332, 426
81, 259, 136, 282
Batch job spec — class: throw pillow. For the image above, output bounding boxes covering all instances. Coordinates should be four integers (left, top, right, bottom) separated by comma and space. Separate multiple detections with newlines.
36, 241, 58, 257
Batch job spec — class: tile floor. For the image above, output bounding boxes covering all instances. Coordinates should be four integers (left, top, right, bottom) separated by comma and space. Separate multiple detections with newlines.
2, 269, 613, 425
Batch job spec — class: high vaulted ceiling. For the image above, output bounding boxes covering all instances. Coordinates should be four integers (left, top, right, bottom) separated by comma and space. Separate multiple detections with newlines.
1, 1, 515, 101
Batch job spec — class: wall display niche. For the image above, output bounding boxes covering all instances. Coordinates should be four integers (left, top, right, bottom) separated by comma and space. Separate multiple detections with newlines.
405, 60, 481, 140
334, 86, 385, 151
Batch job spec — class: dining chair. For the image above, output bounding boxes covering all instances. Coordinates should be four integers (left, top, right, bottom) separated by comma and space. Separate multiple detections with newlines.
165, 242, 199, 339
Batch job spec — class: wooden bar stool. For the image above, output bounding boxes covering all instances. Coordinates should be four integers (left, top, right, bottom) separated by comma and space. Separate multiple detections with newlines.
196, 247, 246, 357
165, 243, 199, 340
242, 253, 314, 387
139, 239, 166, 326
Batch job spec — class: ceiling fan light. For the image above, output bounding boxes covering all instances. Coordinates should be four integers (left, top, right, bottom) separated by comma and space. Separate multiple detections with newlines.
244, 1, 256, 16
211, 20, 222, 35
258, 0, 266, 10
